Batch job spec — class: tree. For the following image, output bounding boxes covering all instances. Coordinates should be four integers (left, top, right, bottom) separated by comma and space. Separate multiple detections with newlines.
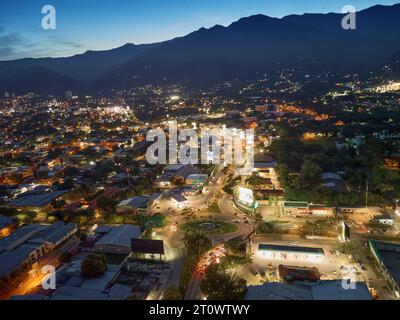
97, 196, 118, 212
60, 251, 72, 263
51, 199, 66, 209
200, 265, 247, 300
183, 231, 212, 259
81, 253, 107, 278
61, 177, 75, 190
63, 166, 80, 178
163, 285, 182, 300
225, 237, 247, 256
246, 173, 267, 186
0, 206, 18, 216
300, 159, 322, 187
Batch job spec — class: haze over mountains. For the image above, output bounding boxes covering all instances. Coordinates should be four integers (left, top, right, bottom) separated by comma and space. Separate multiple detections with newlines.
1, 3, 400, 95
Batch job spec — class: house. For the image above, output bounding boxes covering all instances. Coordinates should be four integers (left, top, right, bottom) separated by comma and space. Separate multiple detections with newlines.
283, 201, 309, 215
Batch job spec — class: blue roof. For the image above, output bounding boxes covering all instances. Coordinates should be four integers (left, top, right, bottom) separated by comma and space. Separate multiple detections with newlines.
9, 190, 67, 207
0, 215, 14, 229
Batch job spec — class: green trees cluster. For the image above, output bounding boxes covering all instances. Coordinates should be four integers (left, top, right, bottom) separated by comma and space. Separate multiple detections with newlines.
246, 173, 268, 186
175, 231, 213, 299
163, 285, 182, 300
200, 265, 247, 300
183, 231, 212, 259
81, 253, 107, 278
270, 135, 400, 206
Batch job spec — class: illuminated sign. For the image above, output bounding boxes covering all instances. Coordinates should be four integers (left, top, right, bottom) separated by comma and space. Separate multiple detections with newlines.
238, 186, 254, 205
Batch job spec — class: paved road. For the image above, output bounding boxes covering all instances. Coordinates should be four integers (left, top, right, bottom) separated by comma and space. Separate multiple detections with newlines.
184, 192, 254, 300
1, 237, 79, 300
1, 251, 60, 300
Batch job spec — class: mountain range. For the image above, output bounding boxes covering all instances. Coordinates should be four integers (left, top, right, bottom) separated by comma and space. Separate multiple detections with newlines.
1, 3, 400, 95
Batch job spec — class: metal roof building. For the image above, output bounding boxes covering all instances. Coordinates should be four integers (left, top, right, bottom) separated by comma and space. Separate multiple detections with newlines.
245, 281, 372, 300
94, 224, 141, 255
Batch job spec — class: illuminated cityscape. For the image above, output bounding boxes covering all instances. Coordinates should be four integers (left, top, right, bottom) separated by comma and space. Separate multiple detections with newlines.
1, 1, 400, 307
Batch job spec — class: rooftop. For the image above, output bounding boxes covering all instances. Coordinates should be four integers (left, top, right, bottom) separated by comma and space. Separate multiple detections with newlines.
258, 244, 325, 255
245, 281, 372, 300
369, 240, 400, 289
8, 190, 67, 208
117, 196, 149, 209
95, 224, 141, 248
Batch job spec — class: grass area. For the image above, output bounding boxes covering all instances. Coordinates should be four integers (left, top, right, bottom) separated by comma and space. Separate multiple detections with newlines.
199, 202, 221, 214
221, 255, 252, 268
180, 220, 238, 235
256, 220, 290, 235
299, 218, 338, 238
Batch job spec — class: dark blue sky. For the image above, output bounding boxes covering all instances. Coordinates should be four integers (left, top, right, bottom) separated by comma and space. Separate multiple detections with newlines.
0, 0, 398, 60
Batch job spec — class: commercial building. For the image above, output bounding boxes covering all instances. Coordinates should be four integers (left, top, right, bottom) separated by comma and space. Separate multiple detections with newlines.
0, 222, 77, 277
116, 193, 161, 214
94, 224, 142, 255
283, 201, 332, 216
368, 240, 400, 294
245, 280, 372, 300
8, 190, 68, 212
283, 201, 309, 215
253, 161, 277, 174
258, 244, 325, 262
278, 265, 320, 282
47, 261, 130, 300
185, 174, 208, 186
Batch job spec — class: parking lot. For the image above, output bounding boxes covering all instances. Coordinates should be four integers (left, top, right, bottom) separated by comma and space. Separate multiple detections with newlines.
234, 235, 364, 287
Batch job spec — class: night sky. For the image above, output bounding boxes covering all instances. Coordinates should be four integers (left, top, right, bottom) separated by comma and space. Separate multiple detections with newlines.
0, 0, 398, 60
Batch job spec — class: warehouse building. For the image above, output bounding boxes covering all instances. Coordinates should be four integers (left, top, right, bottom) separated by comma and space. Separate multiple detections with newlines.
245, 280, 372, 300
94, 224, 142, 256
258, 244, 325, 262
368, 240, 400, 294
0, 222, 77, 277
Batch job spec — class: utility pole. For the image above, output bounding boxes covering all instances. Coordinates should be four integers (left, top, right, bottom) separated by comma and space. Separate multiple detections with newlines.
365, 180, 369, 209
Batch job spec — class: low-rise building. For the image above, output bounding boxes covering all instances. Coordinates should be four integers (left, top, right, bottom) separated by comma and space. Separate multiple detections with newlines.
257, 244, 325, 262
283, 201, 309, 215
0, 222, 77, 277
94, 224, 141, 255
245, 280, 372, 300
368, 240, 400, 294
116, 194, 160, 214
8, 189, 68, 212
